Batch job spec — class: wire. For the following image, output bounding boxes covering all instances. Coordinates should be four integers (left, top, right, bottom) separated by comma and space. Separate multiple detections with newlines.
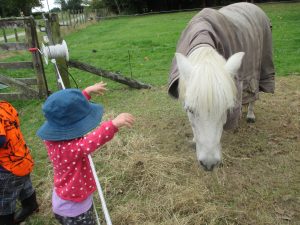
59, 65, 79, 88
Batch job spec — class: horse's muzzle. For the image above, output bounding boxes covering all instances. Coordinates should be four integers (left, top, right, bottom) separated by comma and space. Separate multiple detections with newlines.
199, 160, 220, 171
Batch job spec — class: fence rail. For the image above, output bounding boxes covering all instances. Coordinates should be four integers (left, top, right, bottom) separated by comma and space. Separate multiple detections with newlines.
58, 9, 89, 27
0, 16, 48, 100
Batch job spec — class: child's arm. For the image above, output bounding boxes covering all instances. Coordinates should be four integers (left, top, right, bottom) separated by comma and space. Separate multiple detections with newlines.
79, 113, 135, 155
83, 81, 107, 100
112, 113, 135, 128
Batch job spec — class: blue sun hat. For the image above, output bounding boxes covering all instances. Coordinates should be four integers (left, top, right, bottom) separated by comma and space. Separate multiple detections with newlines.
37, 89, 103, 141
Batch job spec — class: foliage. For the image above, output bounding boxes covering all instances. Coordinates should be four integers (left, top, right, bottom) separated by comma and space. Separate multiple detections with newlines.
93, 0, 297, 15
0, 0, 41, 17
50, 7, 61, 13
89, 0, 105, 10
31, 11, 44, 19
66, 0, 83, 10
55, 0, 83, 11
102, 0, 121, 14
55, 0, 68, 11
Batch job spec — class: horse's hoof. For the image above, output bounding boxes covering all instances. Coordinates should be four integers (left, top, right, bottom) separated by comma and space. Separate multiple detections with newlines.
247, 118, 255, 123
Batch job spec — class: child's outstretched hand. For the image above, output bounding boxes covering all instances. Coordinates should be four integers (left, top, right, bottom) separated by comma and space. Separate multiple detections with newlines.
84, 81, 107, 96
112, 113, 135, 128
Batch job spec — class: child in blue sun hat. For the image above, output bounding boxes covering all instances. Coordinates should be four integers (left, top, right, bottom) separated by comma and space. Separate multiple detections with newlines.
37, 81, 134, 225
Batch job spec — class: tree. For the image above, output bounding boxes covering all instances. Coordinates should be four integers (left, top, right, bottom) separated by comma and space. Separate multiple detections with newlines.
102, 0, 121, 14
103, 0, 148, 14
55, 0, 83, 11
55, 0, 68, 11
0, 0, 41, 17
90, 0, 105, 10
66, 0, 83, 10
50, 7, 61, 12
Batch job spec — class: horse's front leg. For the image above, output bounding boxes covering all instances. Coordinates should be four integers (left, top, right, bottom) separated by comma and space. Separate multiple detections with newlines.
246, 101, 256, 123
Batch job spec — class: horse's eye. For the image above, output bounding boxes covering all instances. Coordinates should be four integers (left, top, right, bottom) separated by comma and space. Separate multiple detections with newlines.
185, 106, 194, 114
184, 103, 194, 114
188, 108, 194, 114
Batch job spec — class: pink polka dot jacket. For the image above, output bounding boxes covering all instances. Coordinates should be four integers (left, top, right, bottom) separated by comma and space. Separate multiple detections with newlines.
44, 120, 118, 202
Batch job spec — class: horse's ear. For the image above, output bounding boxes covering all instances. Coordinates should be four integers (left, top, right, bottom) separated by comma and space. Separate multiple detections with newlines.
225, 52, 245, 76
175, 53, 193, 81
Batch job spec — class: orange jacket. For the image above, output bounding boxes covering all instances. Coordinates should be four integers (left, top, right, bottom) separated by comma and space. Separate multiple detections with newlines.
0, 101, 34, 176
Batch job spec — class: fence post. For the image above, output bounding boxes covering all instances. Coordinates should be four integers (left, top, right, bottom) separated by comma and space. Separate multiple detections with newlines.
14, 25, 19, 42
61, 11, 65, 26
72, 10, 76, 27
83, 9, 88, 23
44, 13, 71, 89
81, 9, 84, 24
2, 28, 7, 42
25, 16, 49, 98
68, 10, 72, 27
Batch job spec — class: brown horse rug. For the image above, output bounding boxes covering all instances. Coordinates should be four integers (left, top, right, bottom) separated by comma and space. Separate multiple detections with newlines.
168, 2, 275, 106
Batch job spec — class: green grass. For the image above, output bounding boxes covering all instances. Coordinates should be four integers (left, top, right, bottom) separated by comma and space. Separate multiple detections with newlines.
260, 2, 300, 75
0, 28, 27, 47
0, 2, 299, 225
1, 2, 299, 93
1, 2, 300, 91
63, 12, 191, 88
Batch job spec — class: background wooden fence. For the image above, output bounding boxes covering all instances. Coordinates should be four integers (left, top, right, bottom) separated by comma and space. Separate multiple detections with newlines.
0, 16, 48, 100
58, 9, 90, 28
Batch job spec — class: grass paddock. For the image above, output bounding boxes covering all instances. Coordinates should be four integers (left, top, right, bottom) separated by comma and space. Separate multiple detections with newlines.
0, 2, 299, 225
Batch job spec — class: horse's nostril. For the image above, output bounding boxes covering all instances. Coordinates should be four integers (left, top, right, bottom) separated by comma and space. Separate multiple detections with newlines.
199, 161, 210, 171
199, 160, 205, 167
199, 161, 216, 171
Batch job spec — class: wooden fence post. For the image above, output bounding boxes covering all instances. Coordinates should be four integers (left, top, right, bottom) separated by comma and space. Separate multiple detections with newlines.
14, 25, 19, 41
25, 16, 48, 98
72, 10, 76, 26
0, 16, 48, 100
44, 13, 71, 89
61, 12, 65, 26
81, 10, 84, 24
2, 28, 7, 42
84, 9, 87, 23
68, 10, 72, 27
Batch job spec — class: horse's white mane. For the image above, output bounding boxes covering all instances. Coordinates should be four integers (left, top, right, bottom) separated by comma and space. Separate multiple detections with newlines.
178, 47, 237, 119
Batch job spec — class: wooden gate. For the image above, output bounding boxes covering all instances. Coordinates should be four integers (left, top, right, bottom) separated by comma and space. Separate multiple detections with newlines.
0, 16, 48, 100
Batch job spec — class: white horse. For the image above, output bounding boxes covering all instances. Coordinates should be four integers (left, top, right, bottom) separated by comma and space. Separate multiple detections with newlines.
176, 48, 244, 171
168, 3, 275, 171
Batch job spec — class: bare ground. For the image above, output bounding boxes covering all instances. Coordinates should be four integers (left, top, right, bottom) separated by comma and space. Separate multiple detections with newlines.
31, 76, 299, 225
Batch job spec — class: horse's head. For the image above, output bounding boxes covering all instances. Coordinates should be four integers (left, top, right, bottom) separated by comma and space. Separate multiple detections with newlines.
176, 48, 244, 171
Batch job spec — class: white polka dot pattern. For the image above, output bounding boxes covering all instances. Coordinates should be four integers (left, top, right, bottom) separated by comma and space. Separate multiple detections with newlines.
44, 120, 118, 201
